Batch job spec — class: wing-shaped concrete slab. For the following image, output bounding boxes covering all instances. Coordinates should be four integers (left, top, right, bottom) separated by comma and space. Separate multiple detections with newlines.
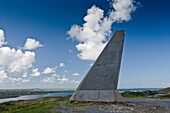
70, 30, 125, 102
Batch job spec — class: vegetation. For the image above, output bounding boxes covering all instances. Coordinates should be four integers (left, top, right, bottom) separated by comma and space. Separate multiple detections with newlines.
0, 96, 71, 113
121, 91, 146, 98
0, 96, 96, 113
121, 87, 170, 99
0, 89, 42, 99
0, 88, 170, 113
160, 87, 170, 94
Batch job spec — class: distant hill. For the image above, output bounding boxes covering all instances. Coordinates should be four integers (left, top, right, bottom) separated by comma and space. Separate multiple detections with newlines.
121, 87, 170, 98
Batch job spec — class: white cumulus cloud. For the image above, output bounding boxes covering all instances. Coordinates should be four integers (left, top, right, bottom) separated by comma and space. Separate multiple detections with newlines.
0, 47, 35, 72
57, 76, 69, 84
59, 63, 66, 68
23, 73, 28, 78
0, 29, 46, 85
24, 38, 43, 50
72, 72, 80, 76
8, 77, 30, 83
109, 0, 137, 22
42, 74, 60, 83
31, 68, 41, 77
0, 69, 30, 83
69, 49, 73, 53
22, 79, 30, 83
70, 80, 80, 84
0, 70, 8, 83
42, 74, 71, 84
0, 29, 36, 73
42, 67, 57, 74
42, 74, 80, 85
0, 29, 6, 46
68, 0, 138, 61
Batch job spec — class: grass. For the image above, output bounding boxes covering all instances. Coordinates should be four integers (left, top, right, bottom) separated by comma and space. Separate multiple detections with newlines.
0, 96, 99, 113
121, 91, 146, 98
0, 96, 71, 113
121, 88, 170, 99
0, 87, 170, 113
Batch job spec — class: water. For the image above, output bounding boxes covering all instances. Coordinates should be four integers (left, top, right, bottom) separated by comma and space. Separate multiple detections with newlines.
0, 91, 74, 103
118, 88, 162, 93
0, 88, 163, 104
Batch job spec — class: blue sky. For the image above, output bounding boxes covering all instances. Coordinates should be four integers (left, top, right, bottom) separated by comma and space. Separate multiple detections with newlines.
0, 0, 170, 89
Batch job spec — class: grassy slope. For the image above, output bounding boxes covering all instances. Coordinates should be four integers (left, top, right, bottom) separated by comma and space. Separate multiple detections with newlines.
0, 96, 103, 113
0, 96, 70, 113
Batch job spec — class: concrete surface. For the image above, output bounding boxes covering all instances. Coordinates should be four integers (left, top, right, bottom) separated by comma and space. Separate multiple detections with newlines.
70, 30, 125, 102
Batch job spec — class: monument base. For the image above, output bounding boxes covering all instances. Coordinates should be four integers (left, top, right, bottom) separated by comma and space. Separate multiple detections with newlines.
70, 90, 124, 102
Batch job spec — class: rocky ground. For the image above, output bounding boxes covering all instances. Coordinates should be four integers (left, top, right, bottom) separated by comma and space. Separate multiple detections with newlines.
56, 98, 170, 113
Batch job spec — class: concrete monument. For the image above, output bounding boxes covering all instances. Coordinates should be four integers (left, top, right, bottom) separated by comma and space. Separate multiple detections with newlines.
70, 30, 125, 102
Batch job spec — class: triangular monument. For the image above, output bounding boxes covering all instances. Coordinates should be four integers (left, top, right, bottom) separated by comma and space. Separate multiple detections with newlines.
70, 30, 125, 102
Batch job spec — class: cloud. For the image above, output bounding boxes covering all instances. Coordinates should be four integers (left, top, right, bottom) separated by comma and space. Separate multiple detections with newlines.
42, 74, 69, 84
0, 69, 30, 83
64, 70, 68, 73
68, 6, 106, 60
0, 29, 36, 84
42, 74, 60, 83
42, 74, 66, 84
0, 70, 8, 83
57, 76, 69, 84
42, 77, 53, 83
0, 29, 41, 86
42, 67, 57, 74
70, 80, 80, 84
42, 74, 80, 85
24, 38, 43, 50
90, 63, 94, 67
31, 68, 41, 77
69, 49, 73, 53
8, 77, 30, 83
59, 63, 66, 68
72, 72, 80, 76
0, 29, 6, 46
22, 79, 30, 83
109, 0, 137, 22
0, 29, 36, 73
23, 73, 28, 78
0, 47, 35, 73
68, 0, 138, 61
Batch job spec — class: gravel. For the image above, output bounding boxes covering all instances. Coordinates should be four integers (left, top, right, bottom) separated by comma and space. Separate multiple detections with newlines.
56, 98, 170, 113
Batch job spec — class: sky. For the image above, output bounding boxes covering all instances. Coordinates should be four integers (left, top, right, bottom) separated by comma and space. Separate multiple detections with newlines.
0, 0, 170, 89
